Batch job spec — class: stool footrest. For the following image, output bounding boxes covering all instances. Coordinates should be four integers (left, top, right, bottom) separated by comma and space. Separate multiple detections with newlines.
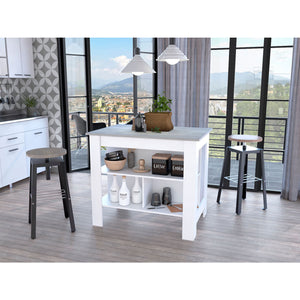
224, 174, 262, 184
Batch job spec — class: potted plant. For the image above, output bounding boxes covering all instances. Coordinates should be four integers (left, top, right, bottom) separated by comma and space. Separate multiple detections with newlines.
23, 96, 38, 117
144, 93, 174, 131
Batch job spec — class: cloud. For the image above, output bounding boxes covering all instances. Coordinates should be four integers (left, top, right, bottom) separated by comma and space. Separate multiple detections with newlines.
111, 55, 130, 68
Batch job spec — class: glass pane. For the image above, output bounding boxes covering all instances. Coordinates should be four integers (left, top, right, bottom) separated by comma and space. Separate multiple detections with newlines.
210, 50, 229, 99
266, 100, 289, 118
271, 38, 294, 47
137, 73, 153, 97
90, 38, 133, 125
236, 38, 264, 47
68, 110, 88, 170
211, 38, 229, 48
138, 97, 153, 113
65, 38, 85, 55
137, 38, 153, 52
268, 47, 293, 100
66, 55, 86, 96
234, 49, 263, 99
140, 53, 153, 69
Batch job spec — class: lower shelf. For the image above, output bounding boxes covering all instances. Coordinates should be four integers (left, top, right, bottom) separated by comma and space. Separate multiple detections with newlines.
102, 194, 183, 218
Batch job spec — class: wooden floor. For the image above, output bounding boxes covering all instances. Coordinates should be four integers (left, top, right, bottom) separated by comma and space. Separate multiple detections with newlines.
0, 171, 300, 262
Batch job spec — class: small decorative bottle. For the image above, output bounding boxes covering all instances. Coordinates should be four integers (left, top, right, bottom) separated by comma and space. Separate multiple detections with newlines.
131, 177, 142, 204
109, 175, 119, 203
127, 148, 135, 168
119, 176, 130, 206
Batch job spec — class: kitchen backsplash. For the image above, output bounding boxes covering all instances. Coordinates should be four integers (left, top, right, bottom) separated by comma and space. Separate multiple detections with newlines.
0, 38, 62, 148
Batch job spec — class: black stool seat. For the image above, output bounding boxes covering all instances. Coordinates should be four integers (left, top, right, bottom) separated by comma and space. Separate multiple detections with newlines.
26, 147, 75, 239
217, 137, 267, 215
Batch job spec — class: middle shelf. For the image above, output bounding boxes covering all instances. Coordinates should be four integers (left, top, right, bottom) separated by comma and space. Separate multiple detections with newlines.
101, 165, 184, 182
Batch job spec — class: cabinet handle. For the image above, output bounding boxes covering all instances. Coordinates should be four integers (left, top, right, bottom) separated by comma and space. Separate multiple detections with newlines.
14, 73, 22, 76
9, 148, 19, 152
7, 137, 18, 141
34, 131, 42, 135
24, 74, 31, 76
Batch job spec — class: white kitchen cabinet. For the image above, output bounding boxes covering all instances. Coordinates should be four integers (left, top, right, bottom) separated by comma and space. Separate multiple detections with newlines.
0, 143, 27, 187
6, 38, 34, 78
0, 116, 49, 188
20, 38, 35, 77
0, 38, 8, 78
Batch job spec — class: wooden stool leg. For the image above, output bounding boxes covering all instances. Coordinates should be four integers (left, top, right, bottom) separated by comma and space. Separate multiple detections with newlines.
217, 147, 230, 204
242, 154, 248, 200
260, 150, 267, 210
60, 161, 76, 233
31, 165, 38, 239
236, 152, 246, 215
28, 162, 32, 224
58, 161, 69, 218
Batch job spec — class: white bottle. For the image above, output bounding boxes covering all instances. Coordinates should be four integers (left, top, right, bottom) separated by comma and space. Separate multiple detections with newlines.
119, 176, 130, 206
109, 175, 119, 203
131, 177, 142, 204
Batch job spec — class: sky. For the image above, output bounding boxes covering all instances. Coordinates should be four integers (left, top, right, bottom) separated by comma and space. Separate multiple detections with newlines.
211, 38, 294, 78
90, 38, 133, 89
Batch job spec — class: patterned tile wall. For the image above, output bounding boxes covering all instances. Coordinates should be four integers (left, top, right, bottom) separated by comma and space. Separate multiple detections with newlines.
0, 38, 62, 148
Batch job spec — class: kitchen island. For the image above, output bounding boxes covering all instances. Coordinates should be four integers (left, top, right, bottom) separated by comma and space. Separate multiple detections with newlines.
88, 125, 211, 241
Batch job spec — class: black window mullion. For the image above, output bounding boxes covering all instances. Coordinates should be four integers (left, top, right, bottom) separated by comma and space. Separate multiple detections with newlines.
133, 38, 138, 115
255, 38, 271, 191
224, 38, 237, 185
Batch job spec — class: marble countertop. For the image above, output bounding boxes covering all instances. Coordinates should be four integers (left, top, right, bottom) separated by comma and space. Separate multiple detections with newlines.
88, 124, 211, 141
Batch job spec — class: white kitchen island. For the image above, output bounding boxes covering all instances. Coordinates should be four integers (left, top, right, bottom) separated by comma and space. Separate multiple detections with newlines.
88, 125, 211, 241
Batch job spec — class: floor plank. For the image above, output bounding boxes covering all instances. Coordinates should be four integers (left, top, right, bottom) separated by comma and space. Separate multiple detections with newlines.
0, 171, 299, 262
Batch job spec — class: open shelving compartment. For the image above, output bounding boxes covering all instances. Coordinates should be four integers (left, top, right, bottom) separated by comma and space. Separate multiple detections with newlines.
101, 148, 184, 218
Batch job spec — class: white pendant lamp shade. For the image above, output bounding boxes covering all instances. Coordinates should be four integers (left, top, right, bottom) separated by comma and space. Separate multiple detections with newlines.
157, 38, 189, 65
121, 47, 156, 76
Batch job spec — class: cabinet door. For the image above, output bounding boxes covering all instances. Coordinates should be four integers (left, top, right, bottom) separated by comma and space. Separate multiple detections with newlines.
25, 127, 49, 175
6, 38, 23, 78
20, 38, 34, 78
0, 143, 27, 187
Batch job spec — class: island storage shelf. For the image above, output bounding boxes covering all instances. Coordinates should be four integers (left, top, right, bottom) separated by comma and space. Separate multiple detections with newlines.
102, 194, 183, 218
101, 165, 184, 182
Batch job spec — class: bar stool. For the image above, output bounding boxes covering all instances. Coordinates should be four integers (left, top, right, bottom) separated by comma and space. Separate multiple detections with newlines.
217, 134, 267, 215
26, 147, 76, 239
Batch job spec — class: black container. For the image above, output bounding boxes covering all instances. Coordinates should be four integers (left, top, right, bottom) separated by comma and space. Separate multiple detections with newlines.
171, 155, 184, 177
106, 150, 124, 161
162, 187, 172, 205
152, 153, 171, 175
151, 193, 161, 206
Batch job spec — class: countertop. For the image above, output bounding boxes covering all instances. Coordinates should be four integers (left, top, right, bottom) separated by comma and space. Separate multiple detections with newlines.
88, 124, 212, 141
0, 115, 48, 125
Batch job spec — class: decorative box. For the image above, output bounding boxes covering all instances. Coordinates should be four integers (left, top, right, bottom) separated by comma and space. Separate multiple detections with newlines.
152, 153, 171, 175
171, 155, 184, 177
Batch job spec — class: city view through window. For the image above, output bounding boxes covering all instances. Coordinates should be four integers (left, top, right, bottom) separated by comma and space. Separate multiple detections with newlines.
90, 38, 154, 126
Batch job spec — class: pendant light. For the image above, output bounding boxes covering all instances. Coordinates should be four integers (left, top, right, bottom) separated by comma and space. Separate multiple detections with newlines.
121, 47, 156, 76
156, 38, 189, 65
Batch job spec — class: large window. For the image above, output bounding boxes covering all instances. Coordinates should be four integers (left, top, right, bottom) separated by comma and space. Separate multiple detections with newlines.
209, 38, 293, 192
59, 38, 157, 172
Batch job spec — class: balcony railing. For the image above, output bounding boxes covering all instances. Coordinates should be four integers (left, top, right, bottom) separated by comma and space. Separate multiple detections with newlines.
208, 115, 287, 163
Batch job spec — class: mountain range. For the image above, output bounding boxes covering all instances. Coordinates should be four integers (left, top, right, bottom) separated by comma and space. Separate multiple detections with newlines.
92, 72, 290, 95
